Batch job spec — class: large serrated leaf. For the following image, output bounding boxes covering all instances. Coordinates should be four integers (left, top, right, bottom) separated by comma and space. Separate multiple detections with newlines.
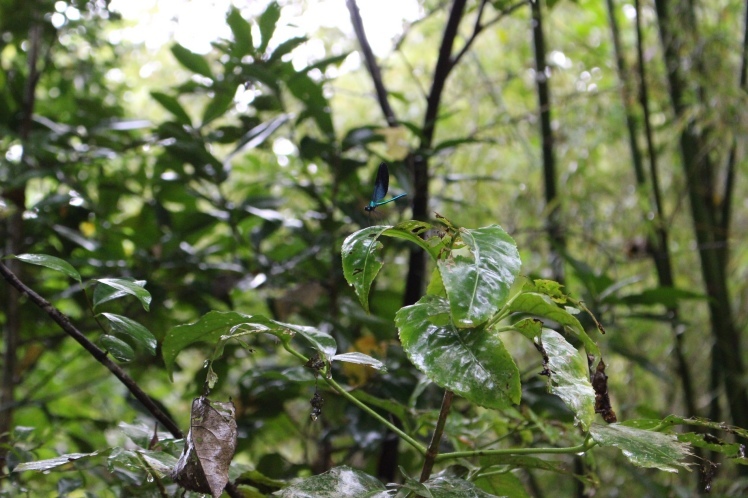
396, 295, 521, 410
438, 225, 521, 328
539, 329, 595, 430
273, 465, 386, 497
510, 292, 599, 357
9, 253, 81, 282
590, 423, 693, 472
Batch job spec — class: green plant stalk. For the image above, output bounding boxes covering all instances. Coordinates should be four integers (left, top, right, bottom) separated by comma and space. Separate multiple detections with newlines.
280, 341, 427, 455
435, 434, 596, 462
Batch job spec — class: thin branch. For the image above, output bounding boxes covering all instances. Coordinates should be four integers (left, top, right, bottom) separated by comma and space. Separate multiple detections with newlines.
0, 262, 183, 439
346, 0, 398, 126
419, 390, 454, 482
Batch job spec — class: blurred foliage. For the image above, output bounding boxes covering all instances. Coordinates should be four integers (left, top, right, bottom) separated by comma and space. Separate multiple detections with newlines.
1, 0, 748, 496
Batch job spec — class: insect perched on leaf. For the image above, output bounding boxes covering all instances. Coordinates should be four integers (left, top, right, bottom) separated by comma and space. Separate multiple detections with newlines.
364, 162, 407, 213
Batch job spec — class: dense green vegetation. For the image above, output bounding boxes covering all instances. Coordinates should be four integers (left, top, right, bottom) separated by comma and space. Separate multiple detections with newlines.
2, 0, 748, 496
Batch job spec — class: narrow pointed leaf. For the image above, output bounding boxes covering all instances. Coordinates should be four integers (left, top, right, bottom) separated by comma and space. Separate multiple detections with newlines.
396, 295, 521, 410
438, 225, 521, 328
151, 91, 192, 126
332, 352, 386, 371
13, 452, 100, 472
226, 7, 253, 56
92, 279, 147, 309
170, 44, 213, 78
95, 278, 152, 311
539, 329, 595, 430
258, 2, 281, 54
271, 320, 337, 362
99, 313, 157, 355
9, 253, 81, 283
590, 423, 693, 472
101, 335, 135, 362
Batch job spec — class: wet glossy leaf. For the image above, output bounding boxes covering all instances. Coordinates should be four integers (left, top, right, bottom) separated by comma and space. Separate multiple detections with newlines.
332, 352, 386, 371
95, 278, 152, 311
509, 292, 599, 357
438, 225, 521, 328
421, 476, 499, 497
101, 335, 135, 362
342, 223, 436, 312
396, 295, 521, 410
539, 329, 595, 430
99, 313, 157, 355
589, 423, 693, 472
170, 43, 213, 78
13, 452, 100, 472
9, 253, 81, 282
274, 465, 386, 497
92, 278, 147, 309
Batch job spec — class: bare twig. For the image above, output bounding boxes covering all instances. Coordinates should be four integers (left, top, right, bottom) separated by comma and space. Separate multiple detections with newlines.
346, 0, 398, 126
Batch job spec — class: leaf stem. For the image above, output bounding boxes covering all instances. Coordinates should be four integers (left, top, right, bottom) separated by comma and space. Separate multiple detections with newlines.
420, 389, 454, 482
435, 434, 596, 462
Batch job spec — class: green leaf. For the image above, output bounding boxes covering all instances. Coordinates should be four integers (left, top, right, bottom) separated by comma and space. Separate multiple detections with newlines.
13, 452, 100, 472
589, 423, 693, 472
101, 335, 135, 362
9, 253, 81, 282
201, 85, 236, 126
92, 278, 147, 309
170, 43, 213, 78
341, 226, 390, 313
258, 1, 281, 54
474, 470, 531, 498
99, 313, 157, 355
270, 320, 337, 362
332, 352, 386, 371
509, 292, 600, 357
274, 465, 386, 497
420, 476, 498, 498
94, 278, 152, 311
396, 295, 521, 410
226, 7, 253, 56
162, 311, 271, 379
438, 225, 521, 328
539, 329, 595, 430
512, 318, 543, 341
150, 91, 192, 126
342, 223, 436, 312
268, 36, 307, 63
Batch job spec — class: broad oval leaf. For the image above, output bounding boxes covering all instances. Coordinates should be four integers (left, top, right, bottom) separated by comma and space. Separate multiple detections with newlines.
590, 423, 693, 472
274, 465, 386, 497
95, 278, 152, 311
342, 223, 436, 312
539, 329, 595, 430
9, 253, 81, 282
341, 226, 390, 313
170, 43, 213, 78
332, 352, 386, 372
396, 295, 521, 410
99, 313, 157, 356
510, 292, 600, 357
101, 334, 135, 362
438, 225, 521, 328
